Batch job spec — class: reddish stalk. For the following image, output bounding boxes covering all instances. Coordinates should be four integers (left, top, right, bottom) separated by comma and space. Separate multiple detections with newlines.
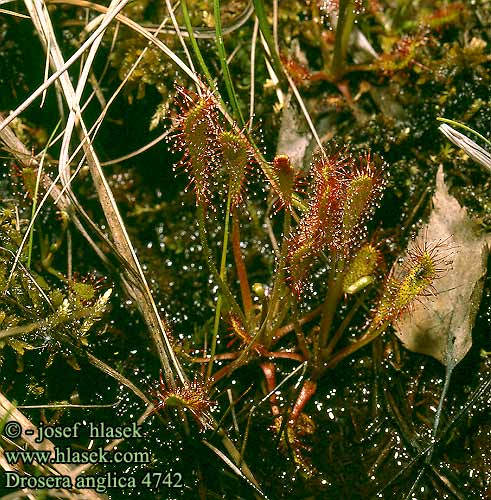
209, 350, 304, 384
268, 351, 304, 362
290, 380, 317, 424
231, 210, 253, 318
260, 361, 280, 416
271, 305, 323, 345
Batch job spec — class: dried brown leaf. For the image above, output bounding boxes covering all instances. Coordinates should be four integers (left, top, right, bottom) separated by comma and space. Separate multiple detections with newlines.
276, 94, 312, 170
394, 166, 489, 365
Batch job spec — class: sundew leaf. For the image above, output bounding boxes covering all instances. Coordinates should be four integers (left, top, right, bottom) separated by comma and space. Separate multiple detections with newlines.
394, 166, 489, 366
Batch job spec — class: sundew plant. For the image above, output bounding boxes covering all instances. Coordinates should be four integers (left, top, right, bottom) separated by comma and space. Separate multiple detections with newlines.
0, 1, 490, 499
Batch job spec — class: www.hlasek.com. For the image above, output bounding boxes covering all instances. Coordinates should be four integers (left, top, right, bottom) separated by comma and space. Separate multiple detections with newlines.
1, 420, 183, 493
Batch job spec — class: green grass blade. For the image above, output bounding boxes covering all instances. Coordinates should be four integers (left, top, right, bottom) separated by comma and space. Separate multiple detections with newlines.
181, 0, 214, 87
214, 0, 245, 125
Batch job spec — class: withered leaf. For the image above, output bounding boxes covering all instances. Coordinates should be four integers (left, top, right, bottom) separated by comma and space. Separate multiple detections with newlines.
394, 166, 489, 366
276, 94, 311, 170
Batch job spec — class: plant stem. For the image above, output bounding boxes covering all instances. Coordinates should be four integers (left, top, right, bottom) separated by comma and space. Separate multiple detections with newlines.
27, 121, 61, 268
197, 205, 245, 324
290, 298, 310, 360
181, 0, 214, 87
214, 0, 245, 125
310, 0, 331, 70
231, 210, 253, 319
331, 0, 355, 79
290, 380, 317, 423
271, 304, 322, 345
252, 0, 284, 77
221, 211, 292, 370
207, 190, 232, 380
260, 361, 280, 416
324, 320, 389, 369
322, 294, 364, 358
261, 210, 291, 346
318, 256, 345, 349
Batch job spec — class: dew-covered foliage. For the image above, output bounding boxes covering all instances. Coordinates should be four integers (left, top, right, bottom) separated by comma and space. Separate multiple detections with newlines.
0, 1, 490, 499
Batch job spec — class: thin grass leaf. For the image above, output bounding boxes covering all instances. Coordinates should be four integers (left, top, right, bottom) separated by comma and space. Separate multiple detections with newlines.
438, 123, 491, 172
202, 440, 270, 500
214, 0, 245, 125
